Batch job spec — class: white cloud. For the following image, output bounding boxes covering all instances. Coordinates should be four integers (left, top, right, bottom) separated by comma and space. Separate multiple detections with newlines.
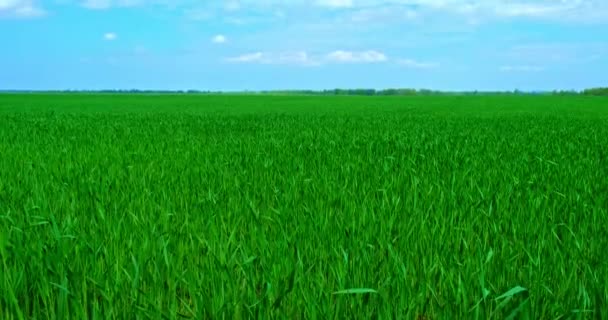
326, 50, 387, 63
0, 0, 44, 18
103, 32, 117, 40
225, 50, 393, 65
225, 51, 317, 66
212, 34, 227, 44
500, 65, 544, 72
397, 58, 439, 69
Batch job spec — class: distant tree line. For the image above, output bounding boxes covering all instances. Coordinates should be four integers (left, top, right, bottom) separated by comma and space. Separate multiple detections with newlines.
259, 89, 511, 96
582, 87, 608, 96
64, 89, 222, 94
258, 88, 608, 96
231, 88, 608, 96
2, 88, 607, 96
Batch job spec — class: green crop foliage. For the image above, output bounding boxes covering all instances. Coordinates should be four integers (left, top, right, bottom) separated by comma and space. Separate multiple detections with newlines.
1, 94, 607, 319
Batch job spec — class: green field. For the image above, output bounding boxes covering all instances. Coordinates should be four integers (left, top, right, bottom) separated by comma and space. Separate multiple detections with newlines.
1, 94, 607, 319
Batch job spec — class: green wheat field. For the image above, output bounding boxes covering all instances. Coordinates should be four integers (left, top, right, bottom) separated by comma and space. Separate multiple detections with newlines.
1, 93, 607, 319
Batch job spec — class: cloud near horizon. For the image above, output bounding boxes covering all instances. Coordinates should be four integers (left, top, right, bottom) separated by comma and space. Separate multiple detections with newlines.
225, 50, 399, 66
225, 51, 316, 66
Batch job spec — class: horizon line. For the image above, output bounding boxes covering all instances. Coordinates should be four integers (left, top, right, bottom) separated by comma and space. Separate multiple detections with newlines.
1, 88, 601, 94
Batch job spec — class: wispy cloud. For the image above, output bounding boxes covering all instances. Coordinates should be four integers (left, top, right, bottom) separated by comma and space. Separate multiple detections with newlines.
29, 0, 605, 25
348, 0, 606, 21
397, 58, 439, 69
223, 50, 443, 68
326, 50, 387, 63
226, 50, 389, 65
80, 0, 170, 10
314, 0, 604, 23
0, 0, 45, 18
225, 51, 317, 66
226, 52, 264, 63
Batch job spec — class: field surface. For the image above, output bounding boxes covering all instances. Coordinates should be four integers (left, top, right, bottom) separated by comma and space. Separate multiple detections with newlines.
1, 94, 607, 319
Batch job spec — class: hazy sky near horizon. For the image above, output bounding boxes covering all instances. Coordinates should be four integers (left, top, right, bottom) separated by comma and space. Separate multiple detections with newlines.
1, 0, 607, 91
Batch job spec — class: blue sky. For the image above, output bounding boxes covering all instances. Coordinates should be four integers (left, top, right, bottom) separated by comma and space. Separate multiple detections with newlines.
1, 0, 607, 91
